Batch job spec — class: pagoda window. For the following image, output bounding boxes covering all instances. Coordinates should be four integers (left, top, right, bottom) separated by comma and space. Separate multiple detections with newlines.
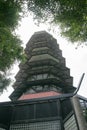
28, 73, 48, 81
37, 73, 48, 80
36, 85, 43, 91
29, 75, 37, 81
37, 74, 43, 80
43, 73, 48, 79
25, 88, 35, 94
47, 74, 54, 78
28, 74, 60, 82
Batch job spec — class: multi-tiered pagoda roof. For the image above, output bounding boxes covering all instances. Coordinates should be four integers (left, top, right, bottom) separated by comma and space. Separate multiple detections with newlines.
10, 31, 75, 101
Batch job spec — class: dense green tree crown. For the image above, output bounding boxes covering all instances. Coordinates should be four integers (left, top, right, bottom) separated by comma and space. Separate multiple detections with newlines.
0, 0, 25, 71
0, 73, 10, 93
0, 27, 23, 71
0, 0, 22, 29
27, 0, 87, 44
0, 0, 25, 92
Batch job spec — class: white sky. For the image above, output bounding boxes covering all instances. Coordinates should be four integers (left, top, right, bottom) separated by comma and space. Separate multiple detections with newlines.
0, 15, 87, 102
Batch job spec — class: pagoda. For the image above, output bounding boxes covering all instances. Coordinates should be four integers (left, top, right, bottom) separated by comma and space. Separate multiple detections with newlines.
10, 31, 74, 101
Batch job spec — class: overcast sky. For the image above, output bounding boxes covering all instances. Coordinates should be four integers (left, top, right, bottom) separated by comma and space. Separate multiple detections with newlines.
0, 15, 87, 102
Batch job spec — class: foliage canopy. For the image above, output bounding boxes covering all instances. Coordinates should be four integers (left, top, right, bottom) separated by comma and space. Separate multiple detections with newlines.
0, 27, 23, 71
0, 72, 10, 93
0, 0, 22, 29
0, 0, 24, 92
27, 0, 87, 44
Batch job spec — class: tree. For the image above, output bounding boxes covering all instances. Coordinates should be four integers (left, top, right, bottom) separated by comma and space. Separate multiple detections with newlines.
0, 27, 24, 71
0, 72, 10, 93
0, 0, 23, 29
0, 0, 25, 92
0, 0, 25, 71
27, 0, 87, 44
